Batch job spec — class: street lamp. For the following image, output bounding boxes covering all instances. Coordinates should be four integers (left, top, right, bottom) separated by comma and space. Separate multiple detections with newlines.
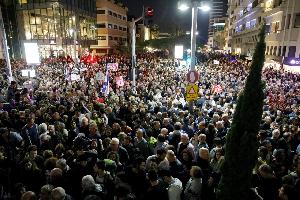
178, 1, 190, 11
178, 0, 210, 71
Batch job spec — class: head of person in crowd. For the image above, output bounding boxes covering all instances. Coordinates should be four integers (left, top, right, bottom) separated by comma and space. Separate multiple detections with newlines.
160, 128, 168, 136
40, 184, 54, 200
166, 150, 176, 162
21, 191, 37, 200
82, 175, 102, 193
110, 137, 120, 152
190, 165, 202, 179
51, 187, 66, 200
136, 128, 144, 140
180, 133, 189, 145
199, 148, 210, 161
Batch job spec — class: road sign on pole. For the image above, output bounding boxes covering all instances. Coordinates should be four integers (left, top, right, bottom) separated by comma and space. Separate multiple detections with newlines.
186, 70, 199, 83
186, 84, 198, 101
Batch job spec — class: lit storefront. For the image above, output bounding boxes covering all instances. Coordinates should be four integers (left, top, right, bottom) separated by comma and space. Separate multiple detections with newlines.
17, 0, 97, 58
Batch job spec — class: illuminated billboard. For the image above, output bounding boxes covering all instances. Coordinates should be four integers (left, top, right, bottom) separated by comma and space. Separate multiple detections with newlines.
175, 45, 184, 59
24, 43, 40, 64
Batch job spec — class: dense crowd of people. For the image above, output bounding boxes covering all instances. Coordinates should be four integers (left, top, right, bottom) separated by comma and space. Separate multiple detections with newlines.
0, 52, 299, 200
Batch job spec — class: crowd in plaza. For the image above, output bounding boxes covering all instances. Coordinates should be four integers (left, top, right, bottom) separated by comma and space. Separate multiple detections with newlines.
0, 51, 299, 200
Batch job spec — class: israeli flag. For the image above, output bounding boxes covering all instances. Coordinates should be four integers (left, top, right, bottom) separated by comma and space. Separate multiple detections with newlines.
101, 67, 110, 95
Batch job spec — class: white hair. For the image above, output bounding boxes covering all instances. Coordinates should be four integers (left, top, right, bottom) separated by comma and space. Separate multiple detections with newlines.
181, 133, 189, 139
82, 175, 96, 191
38, 123, 48, 134
111, 137, 120, 145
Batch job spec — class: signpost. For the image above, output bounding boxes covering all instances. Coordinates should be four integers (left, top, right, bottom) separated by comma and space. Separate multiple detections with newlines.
186, 70, 199, 112
186, 84, 198, 101
186, 70, 199, 83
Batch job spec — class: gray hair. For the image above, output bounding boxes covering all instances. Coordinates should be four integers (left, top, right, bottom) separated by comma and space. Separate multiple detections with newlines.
51, 187, 66, 200
38, 123, 48, 134
56, 158, 67, 170
82, 175, 96, 191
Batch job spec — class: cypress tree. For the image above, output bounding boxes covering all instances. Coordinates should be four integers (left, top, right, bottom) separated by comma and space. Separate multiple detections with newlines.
217, 25, 266, 200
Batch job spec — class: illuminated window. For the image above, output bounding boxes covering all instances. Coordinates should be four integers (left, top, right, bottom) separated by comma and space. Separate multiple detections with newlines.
272, 21, 280, 33
108, 24, 112, 29
250, 19, 256, 28
265, 0, 273, 11
246, 21, 250, 29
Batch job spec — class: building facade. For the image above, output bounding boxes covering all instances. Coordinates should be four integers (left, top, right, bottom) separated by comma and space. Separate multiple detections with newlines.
227, 0, 300, 61
16, 0, 97, 58
208, 0, 228, 47
91, 0, 128, 55
1, 0, 22, 59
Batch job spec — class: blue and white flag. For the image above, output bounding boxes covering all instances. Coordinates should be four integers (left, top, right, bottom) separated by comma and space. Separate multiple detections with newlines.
101, 67, 110, 95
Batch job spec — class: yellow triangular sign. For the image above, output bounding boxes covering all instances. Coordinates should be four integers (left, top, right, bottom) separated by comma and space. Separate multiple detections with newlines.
189, 87, 195, 94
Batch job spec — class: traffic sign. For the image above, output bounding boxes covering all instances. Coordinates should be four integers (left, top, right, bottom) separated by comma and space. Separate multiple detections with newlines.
186, 70, 199, 83
186, 84, 199, 101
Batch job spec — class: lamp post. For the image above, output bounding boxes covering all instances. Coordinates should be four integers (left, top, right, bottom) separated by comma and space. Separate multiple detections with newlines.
178, 0, 210, 70
130, 16, 143, 93
178, 0, 210, 112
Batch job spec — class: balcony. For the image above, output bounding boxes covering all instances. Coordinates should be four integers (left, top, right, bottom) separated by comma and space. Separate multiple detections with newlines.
265, 28, 300, 42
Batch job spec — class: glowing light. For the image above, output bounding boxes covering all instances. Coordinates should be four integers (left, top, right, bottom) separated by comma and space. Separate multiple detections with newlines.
24, 43, 40, 64
178, 3, 189, 11
200, 5, 210, 12
175, 45, 184, 59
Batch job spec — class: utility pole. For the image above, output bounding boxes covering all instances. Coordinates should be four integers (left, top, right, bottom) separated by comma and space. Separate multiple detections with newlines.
0, 5, 13, 81
130, 16, 143, 93
190, 1, 198, 71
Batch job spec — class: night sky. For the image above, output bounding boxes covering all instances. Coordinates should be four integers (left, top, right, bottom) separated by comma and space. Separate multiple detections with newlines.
122, 0, 210, 43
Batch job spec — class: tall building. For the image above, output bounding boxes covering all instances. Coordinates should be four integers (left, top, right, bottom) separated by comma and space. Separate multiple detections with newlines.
1, 0, 21, 59
16, 0, 97, 58
227, 0, 300, 62
208, 0, 228, 47
91, 0, 128, 55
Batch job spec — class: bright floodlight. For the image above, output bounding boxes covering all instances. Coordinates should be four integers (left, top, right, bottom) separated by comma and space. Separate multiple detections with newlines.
178, 1, 189, 11
199, 1, 211, 12
24, 43, 40, 64
200, 5, 210, 12
178, 4, 189, 11
175, 45, 184, 59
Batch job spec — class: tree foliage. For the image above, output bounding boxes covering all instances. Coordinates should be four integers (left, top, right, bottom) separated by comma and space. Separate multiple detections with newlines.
217, 25, 266, 200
